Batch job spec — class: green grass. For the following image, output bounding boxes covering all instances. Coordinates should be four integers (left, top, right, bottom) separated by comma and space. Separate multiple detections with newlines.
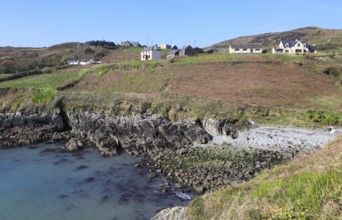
172, 54, 241, 64
309, 96, 342, 112
106, 70, 169, 93
0, 73, 14, 79
252, 171, 340, 213
0, 72, 80, 89
31, 87, 56, 103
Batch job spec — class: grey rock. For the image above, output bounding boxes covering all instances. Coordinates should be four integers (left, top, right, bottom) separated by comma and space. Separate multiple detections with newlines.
178, 148, 188, 155
65, 138, 83, 152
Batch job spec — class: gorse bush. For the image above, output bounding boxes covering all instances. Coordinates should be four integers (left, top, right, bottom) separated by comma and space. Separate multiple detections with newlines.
323, 67, 340, 77
98, 66, 110, 76
306, 110, 342, 125
31, 87, 56, 103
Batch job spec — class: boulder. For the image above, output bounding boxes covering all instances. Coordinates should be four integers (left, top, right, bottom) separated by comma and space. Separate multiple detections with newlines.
178, 148, 188, 155
65, 138, 83, 152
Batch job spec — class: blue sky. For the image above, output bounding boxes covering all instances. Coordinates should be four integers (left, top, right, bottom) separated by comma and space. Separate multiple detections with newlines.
0, 0, 341, 47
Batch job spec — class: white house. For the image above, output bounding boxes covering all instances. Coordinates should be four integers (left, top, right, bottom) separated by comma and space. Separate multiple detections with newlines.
68, 60, 79, 65
141, 46, 161, 61
228, 43, 263, 54
272, 40, 317, 54
69, 59, 98, 65
80, 59, 96, 65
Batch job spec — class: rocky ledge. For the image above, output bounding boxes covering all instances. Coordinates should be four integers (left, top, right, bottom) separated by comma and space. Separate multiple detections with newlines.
0, 111, 212, 156
0, 111, 68, 148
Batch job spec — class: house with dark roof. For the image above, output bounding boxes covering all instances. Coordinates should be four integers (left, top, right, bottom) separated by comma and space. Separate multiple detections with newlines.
167, 49, 180, 60
180, 45, 195, 56
68, 60, 79, 65
228, 43, 262, 54
141, 45, 161, 61
272, 40, 317, 54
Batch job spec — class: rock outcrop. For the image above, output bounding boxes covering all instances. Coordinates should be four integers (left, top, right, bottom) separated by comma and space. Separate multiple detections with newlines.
66, 112, 212, 156
151, 206, 187, 220
0, 111, 212, 157
0, 111, 67, 148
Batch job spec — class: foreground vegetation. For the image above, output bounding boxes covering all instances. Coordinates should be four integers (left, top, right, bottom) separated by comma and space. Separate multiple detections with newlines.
187, 135, 342, 219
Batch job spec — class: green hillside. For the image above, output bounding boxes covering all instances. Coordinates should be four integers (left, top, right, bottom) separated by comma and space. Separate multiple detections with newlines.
211, 27, 342, 52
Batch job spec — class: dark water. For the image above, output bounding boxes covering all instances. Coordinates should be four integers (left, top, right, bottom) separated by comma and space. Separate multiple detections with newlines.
0, 143, 190, 220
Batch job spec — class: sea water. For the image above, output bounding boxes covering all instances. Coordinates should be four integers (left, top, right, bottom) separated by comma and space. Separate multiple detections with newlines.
0, 143, 190, 220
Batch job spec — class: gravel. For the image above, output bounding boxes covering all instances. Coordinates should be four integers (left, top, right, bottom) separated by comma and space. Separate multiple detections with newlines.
207, 125, 340, 151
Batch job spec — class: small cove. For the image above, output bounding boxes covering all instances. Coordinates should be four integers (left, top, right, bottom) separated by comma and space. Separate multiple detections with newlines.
0, 143, 190, 220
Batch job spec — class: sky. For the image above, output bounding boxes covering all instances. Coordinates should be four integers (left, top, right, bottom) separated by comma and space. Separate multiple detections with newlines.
0, 0, 341, 48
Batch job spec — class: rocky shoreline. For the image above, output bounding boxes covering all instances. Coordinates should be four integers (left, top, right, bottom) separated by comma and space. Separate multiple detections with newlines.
0, 110, 338, 194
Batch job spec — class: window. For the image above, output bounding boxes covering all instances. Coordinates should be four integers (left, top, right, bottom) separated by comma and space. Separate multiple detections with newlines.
255, 48, 260, 51
235, 48, 240, 51
297, 43, 300, 47
243, 48, 247, 51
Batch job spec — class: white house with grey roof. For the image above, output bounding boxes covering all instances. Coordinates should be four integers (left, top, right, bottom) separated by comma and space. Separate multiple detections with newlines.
228, 43, 263, 54
141, 46, 161, 61
272, 40, 317, 54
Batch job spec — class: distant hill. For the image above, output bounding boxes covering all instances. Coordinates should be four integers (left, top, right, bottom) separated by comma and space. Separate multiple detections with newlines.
0, 41, 119, 74
210, 27, 342, 51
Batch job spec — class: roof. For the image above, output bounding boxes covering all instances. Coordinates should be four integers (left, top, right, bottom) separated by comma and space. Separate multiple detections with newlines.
167, 49, 180, 56
181, 45, 193, 50
281, 40, 298, 47
280, 40, 316, 51
230, 43, 262, 49
68, 60, 79, 62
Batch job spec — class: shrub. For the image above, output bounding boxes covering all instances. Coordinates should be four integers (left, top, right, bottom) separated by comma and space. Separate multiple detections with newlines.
98, 66, 110, 76
323, 67, 340, 77
306, 110, 324, 121
31, 87, 56, 103
322, 114, 341, 125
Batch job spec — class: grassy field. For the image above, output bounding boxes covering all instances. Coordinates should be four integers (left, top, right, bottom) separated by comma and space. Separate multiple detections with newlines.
0, 72, 81, 89
0, 52, 341, 125
186, 135, 342, 220
0, 73, 14, 79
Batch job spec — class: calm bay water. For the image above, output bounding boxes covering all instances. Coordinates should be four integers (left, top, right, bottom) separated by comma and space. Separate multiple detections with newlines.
0, 143, 190, 220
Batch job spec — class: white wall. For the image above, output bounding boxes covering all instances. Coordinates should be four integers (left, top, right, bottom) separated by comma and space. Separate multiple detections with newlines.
141, 50, 161, 61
